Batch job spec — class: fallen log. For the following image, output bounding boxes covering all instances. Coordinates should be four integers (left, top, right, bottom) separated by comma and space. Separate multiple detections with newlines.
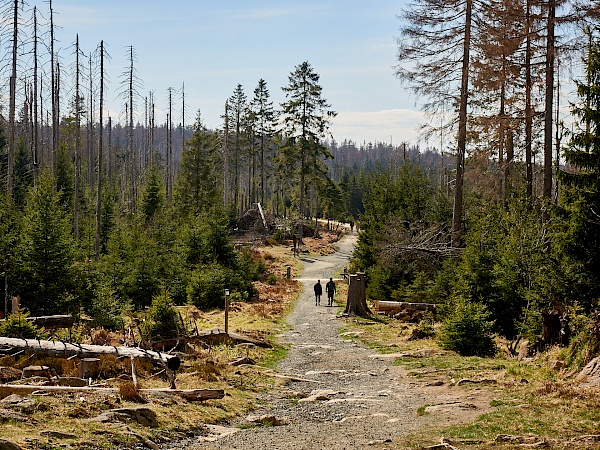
0, 314, 74, 329
0, 384, 224, 401
147, 328, 272, 350
0, 337, 180, 371
374, 301, 438, 314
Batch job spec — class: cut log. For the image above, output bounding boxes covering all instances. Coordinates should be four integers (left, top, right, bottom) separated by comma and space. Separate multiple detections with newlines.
147, 328, 271, 350
0, 315, 74, 329
373, 301, 437, 314
0, 337, 180, 371
0, 384, 224, 401
343, 273, 371, 318
79, 358, 100, 379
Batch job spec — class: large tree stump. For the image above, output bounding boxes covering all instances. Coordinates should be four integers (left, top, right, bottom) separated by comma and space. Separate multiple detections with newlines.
343, 273, 371, 318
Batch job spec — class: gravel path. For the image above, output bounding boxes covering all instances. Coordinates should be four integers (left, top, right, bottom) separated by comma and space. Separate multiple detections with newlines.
166, 233, 477, 450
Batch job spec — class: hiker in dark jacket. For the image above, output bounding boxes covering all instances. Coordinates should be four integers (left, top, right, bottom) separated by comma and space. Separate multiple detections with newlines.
314, 280, 323, 306
326, 277, 336, 306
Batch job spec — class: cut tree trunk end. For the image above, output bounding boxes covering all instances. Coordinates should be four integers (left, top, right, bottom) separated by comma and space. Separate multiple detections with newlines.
343, 273, 371, 318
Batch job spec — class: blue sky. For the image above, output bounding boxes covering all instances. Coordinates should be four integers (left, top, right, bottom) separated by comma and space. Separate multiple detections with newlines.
49, 0, 426, 145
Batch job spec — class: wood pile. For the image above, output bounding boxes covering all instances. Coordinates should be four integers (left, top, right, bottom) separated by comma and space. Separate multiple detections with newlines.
373, 301, 437, 322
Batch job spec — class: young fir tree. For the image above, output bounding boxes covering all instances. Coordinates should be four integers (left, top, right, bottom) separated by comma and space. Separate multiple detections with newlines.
15, 170, 75, 315
174, 112, 221, 217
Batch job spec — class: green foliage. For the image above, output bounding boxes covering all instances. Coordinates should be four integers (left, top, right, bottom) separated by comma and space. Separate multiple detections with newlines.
140, 164, 165, 223
238, 248, 266, 282
14, 170, 76, 315
438, 300, 497, 357
145, 293, 181, 340
187, 264, 254, 310
174, 114, 222, 218
86, 277, 127, 330
181, 209, 237, 268
266, 274, 278, 285
0, 311, 48, 339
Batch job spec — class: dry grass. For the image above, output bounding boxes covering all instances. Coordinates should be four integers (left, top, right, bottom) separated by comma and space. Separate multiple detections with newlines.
0, 231, 352, 449
341, 310, 600, 450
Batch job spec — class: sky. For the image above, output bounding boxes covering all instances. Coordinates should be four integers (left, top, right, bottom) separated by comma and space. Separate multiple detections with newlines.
47, 0, 427, 146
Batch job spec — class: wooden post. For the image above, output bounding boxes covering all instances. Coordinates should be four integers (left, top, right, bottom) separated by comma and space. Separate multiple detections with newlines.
286, 266, 291, 279
11, 296, 19, 314
224, 289, 230, 334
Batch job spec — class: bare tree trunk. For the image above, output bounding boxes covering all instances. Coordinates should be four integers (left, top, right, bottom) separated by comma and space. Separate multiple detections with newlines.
543, 0, 555, 202
129, 47, 135, 208
32, 7, 39, 180
451, 0, 472, 247
168, 88, 173, 203
50, 0, 57, 181
88, 53, 95, 189
74, 35, 81, 241
107, 116, 112, 183
95, 41, 104, 260
7, 0, 18, 196
525, 0, 533, 200
224, 101, 230, 206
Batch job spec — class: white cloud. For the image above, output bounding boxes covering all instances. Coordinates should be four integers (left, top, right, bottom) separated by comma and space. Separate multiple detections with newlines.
330, 109, 426, 145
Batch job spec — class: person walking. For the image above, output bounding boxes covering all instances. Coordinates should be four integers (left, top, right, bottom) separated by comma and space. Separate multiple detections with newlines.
314, 280, 323, 306
326, 277, 336, 306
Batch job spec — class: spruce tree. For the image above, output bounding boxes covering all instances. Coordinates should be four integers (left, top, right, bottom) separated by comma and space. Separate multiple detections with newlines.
559, 29, 600, 307
280, 61, 336, 232
15, 170, 75, 315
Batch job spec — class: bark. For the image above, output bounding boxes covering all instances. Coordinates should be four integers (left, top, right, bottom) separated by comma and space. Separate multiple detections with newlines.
224, 101, 230, 206
373, 301, 438, 314
74, 35, 81, 240
543, 0, 556, 201
50, 0, 57, 180
343, 273, 371, 318
96, 41, 105, 259
0, 337, 181, 371
7, 0, 18, 195
0, 384, 223, 401
451, 0, 472, 247
525, 0, 533, 199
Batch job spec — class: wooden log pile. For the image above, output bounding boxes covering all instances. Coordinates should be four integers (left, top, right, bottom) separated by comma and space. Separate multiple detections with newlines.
373, 301, 437, 322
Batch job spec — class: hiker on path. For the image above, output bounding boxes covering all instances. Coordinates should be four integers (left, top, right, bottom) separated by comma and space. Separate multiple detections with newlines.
326, 277, 336, 306
314, 280, 323, 306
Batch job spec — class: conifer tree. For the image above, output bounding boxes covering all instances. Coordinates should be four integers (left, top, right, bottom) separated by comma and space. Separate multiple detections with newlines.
174, 112, 221, 217
280, 61, 336, 233
15, 171, 75, 315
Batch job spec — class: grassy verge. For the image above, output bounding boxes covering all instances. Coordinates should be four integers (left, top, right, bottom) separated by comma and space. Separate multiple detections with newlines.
342, 309, 600, 449
0, 233, 335, 450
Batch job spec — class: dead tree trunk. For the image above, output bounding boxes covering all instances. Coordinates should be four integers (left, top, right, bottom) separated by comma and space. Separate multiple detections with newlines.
0, 337, 180, 371
343, 273, 371, 317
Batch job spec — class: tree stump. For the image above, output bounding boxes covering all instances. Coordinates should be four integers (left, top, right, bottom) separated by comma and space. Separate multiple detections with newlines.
343, 273, 371, 318
22, 365, 50, 379
79, 358, 101, 379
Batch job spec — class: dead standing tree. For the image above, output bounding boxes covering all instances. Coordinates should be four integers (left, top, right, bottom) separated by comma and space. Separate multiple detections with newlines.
343, 273, 371, 318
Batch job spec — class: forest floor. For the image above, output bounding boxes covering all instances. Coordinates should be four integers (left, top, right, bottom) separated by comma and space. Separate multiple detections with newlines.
2, 230, 600, 449
161, 230, 600, 450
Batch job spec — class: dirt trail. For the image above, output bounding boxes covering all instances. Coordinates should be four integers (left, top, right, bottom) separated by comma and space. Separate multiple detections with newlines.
174, 233, 489, 450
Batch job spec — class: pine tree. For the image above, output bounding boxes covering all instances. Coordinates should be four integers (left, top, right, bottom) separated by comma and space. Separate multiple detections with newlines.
250, 79, 276, 207
280, 61, 336, 233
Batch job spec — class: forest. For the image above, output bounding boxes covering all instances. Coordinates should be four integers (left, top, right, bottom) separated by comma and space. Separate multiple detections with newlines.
0, 0, 599, 372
